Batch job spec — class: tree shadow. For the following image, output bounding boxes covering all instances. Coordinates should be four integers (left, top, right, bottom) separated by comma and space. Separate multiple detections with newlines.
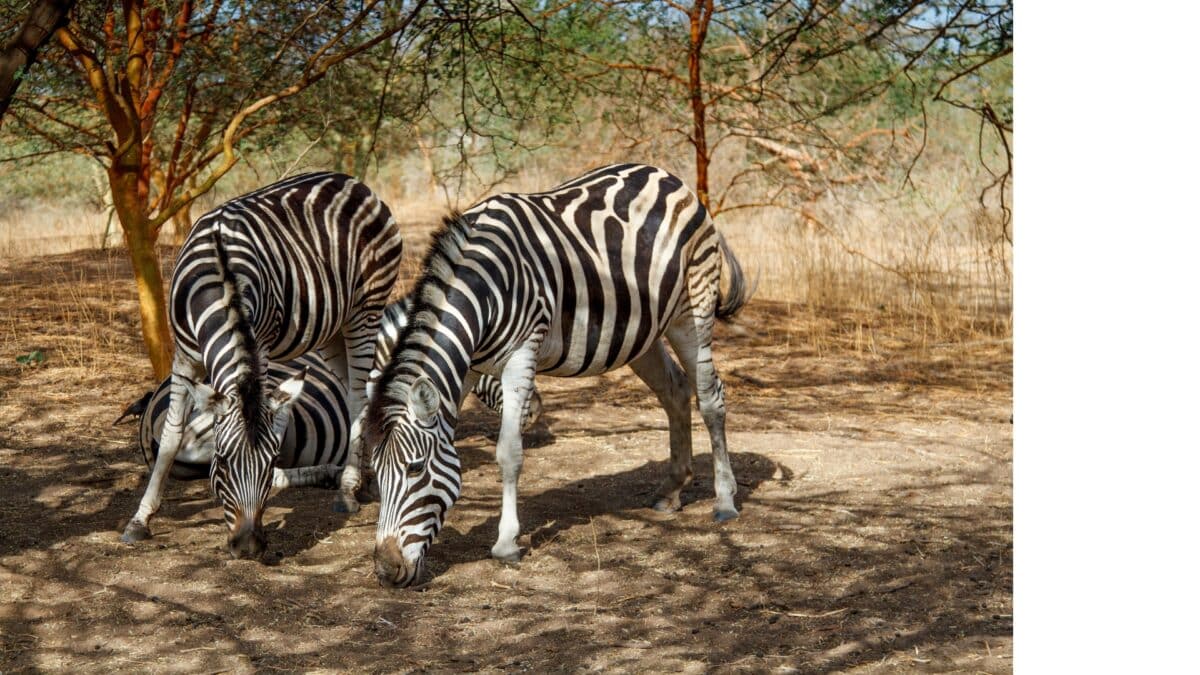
435, 450, 781, 574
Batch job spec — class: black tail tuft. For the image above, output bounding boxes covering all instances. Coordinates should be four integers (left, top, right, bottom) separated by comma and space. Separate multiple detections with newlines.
113, 391, 153, 426
715, 233, 756, 321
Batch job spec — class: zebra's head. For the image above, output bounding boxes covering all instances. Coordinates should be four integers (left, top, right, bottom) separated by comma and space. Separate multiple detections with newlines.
369, 374, 461, 588
181, 369, 308, 560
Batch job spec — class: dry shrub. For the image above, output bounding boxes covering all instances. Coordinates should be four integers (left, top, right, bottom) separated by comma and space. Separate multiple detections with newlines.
718, 190, 1011, 349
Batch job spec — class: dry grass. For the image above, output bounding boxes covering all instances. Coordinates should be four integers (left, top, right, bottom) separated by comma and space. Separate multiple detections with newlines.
0, 205, 118, 258
0, 249, 144, 378
0, 124, 1011, 351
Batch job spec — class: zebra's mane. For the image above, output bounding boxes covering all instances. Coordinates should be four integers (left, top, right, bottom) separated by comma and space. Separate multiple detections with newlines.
210, 225, 266, 435
366, 212, 475, 438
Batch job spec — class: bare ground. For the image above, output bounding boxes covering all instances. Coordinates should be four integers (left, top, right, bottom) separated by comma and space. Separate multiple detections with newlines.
0, 248, 1011, 673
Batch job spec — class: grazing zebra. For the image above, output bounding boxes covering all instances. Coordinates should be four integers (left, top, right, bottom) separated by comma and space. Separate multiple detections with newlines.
121, 172, 404, 560
123, 353, 349, 488
117, 293, 539, 543
365, 163, 752, 587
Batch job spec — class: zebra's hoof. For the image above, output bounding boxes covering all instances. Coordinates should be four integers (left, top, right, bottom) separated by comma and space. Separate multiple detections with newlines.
491, 548, 522, 565
333, 495, 360, 514
713, 508, 740, 523
652, 496, 682, 513
120, 521, 151, 543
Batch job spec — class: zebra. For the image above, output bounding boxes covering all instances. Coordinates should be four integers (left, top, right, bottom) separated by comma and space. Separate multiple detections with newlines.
119, 352, 350, 489
364, 163, 753, 587
119, 299, 545, 482
120, 172, 404, 560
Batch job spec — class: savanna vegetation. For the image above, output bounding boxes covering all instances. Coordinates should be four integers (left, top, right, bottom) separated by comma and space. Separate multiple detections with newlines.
0, 3, 1012, 670
1, 0, 1012, 377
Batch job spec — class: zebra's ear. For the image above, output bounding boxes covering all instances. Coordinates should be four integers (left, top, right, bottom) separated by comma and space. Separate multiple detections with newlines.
267, 368, 307, 439
181, 376, 232, 419
408, 375, 440, 425
269, 367, 308, 412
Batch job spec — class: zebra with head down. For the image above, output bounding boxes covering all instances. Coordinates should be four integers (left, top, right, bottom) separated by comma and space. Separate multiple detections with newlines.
365, 163, 752, 587
119, 172, 405, 560
118, 300, 543, 526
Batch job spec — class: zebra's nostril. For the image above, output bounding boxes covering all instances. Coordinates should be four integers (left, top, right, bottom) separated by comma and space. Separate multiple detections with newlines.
229, 527, 267, 561
374, 559, 401, 587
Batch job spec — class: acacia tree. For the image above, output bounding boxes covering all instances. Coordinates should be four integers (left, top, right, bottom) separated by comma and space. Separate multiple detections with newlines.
531, 0, 1011, 217
3, 0, 427, 378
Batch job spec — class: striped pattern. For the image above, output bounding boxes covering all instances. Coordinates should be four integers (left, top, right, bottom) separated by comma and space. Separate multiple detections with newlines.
122, 172, 403, 559
366, 163, 751, 587
367, 298, 543, 429
136, 353, 348, 485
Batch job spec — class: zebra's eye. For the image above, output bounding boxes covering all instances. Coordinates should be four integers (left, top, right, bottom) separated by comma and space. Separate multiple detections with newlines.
406, 459, 426, 475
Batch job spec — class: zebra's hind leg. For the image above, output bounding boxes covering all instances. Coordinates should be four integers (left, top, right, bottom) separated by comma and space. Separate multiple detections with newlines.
472, 374, 544, 430
272, 464, 341, 490
324, 330, 374, 514
121, 358, 200, 542
628, 341, 694, 513
667, 311, 739, 522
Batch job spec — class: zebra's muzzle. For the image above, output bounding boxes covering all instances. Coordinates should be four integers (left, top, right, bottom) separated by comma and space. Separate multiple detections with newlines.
228, 523, 267, 561
374, 537, 421, 588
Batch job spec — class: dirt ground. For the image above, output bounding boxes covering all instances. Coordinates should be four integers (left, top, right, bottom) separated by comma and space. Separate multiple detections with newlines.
0, 247, 1011, 673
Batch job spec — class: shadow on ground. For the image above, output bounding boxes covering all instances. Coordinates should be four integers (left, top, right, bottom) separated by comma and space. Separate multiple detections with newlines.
1, 249, 1011, 673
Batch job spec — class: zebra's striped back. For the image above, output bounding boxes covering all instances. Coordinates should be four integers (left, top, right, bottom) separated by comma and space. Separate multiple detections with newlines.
138, 353, 350, 480
171, 172, 403, 378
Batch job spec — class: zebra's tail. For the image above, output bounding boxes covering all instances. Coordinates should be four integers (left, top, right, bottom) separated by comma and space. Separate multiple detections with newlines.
113, 391, 153, 425
715, 232, 756, 321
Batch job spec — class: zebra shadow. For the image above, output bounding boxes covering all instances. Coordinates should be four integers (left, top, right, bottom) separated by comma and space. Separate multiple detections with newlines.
428, 449, 783, 580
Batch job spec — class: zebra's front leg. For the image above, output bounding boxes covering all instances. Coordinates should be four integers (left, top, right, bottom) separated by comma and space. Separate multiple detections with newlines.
491, 346, 539, 563
335, 412, 367, 513
122, 361, 199, 542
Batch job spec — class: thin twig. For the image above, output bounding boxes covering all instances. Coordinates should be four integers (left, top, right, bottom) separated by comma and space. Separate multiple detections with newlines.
590, 516, 601, 615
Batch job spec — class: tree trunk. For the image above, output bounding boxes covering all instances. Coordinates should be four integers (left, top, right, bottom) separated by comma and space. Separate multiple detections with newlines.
111, 163, 173, 378
687, 1, 713, 211
0, 0, 77, 124
126, 223, 173, 378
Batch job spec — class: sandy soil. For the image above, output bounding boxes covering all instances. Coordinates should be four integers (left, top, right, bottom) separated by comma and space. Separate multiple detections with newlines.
0, 248, 1011, 673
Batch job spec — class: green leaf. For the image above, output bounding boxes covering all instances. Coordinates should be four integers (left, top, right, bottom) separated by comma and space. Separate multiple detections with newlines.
16, 350, 46, 365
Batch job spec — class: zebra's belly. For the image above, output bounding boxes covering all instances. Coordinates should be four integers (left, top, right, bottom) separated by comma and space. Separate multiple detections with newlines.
534, 325, 664, 377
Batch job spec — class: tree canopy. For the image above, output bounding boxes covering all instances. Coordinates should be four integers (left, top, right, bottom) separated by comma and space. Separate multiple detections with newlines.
0, 0, 1013, 376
